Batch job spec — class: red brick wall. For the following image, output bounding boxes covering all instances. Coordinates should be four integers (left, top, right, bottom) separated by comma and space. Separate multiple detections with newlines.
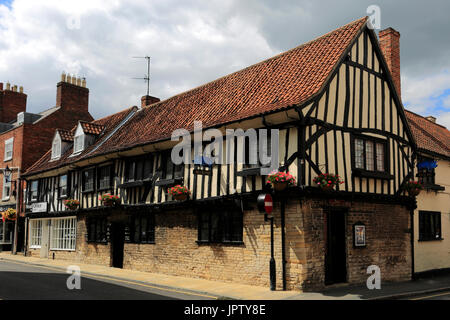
0, 89, 27, 123
379, 28, 401, 100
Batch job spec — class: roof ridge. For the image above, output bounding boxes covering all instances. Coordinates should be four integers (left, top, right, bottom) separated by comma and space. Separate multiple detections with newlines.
405, 109, 447, 129
407, 112, 450, 154
145, 16, 368, 111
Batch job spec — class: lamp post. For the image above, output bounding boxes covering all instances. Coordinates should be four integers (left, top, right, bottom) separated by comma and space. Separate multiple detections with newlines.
2, 165, 20, 254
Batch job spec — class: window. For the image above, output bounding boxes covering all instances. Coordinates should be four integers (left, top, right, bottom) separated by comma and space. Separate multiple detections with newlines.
131, 215, 155, 244
353, 136, 387, 172
419, 211, 442, 241
98, 166, 112, 190
417, 156, 436, 186
82, 169, 95, 192
51, 134, 61, 160
73, 129, 84, 154
0, 220, 14, 244
50, 217, 77, 250
198, 205, 243, 243
2, 176, 11, 200
29, 219, 43, 248
162, 152, 183, 180
4, 137, 13, 161
87, 217, 108, 243
58, 175, 68, 198
243, 130, 272, 168
29, 180, 38, 202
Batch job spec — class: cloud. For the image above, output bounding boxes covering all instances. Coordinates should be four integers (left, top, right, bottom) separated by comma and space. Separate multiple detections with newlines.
0, 0, 449, 130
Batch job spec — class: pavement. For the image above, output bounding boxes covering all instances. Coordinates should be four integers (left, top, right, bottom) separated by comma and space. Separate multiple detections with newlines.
1, 252, 449, 300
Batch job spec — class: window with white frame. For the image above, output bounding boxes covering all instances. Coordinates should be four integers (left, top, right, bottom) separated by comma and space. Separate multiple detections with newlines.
30, 219, 43, 248
51, 134, 61, 160
2, 176, 11, 200
50, 217, 77, 250
4, 137, 13, 161
73, 124, 85, 154
29, 180, 38, 202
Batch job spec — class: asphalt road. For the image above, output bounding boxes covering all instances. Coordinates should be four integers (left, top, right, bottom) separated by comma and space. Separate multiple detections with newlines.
405, 290, 450, 300
0, 260, 215, 300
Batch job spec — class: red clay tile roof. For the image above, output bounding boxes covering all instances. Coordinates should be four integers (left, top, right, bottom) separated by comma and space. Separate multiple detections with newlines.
57, 129, 73, 142
89, 17, 367, 157
24, 107, 137, 175
405, 110, 450, 158
80, 121, 105, 135
24, 17, 368, 176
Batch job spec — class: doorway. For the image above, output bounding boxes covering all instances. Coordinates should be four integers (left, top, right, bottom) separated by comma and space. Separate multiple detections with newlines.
325, 209, 347, 285
111, 222, 124, 268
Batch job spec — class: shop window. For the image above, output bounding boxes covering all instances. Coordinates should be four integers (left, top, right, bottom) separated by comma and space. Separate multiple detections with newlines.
50, 217, 77, 250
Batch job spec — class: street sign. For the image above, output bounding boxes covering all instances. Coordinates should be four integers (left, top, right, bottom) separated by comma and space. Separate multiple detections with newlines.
30, 202, 47, 213
257, 193, 273, 215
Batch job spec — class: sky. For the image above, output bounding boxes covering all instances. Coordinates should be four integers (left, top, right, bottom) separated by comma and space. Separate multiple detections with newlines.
0, 0, 449, 128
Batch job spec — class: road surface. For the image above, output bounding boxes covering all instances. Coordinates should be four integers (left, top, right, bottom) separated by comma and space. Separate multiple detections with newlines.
0, 259, 215, 300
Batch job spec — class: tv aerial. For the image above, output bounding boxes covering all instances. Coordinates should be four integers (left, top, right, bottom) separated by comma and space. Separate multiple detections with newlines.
132, 56, 151, 96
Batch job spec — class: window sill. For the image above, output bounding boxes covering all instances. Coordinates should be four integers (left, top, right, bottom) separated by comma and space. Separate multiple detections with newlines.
119, 181, 145, 188
155, 178, 183, 187
1, 198, 11, 202
29, 245, 42, 249
352, 169, 394, 180
81, 189, 94, 194
237, 167, 265, 177
196, 240, 244, 246
3, 158, 12, 162
423, 184, 445, 191
418, 238, 444, 242
49, 248, 76, 252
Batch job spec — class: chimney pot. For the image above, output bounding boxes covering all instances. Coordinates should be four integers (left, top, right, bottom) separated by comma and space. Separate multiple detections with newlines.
0, 83, 3, 91
61, 72, 67, 82
379, 27, 401, 100
6, 82, 10, 90
19, 86, 23, 93
76, 77, 81, 86
81, 78, 86, 88
13, 85, 17, 92
141, 95, 160, 108
426, 116, 436, 123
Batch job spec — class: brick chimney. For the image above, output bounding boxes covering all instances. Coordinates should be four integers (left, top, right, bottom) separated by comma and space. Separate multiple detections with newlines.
56, 73, 89, 113
0, 82, 27, 123
426, 116, 436, 123
141, 95, 160, 108
379, 28, 401, 100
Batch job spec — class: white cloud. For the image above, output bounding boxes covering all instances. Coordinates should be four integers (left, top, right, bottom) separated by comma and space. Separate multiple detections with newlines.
0, 0, 276, 118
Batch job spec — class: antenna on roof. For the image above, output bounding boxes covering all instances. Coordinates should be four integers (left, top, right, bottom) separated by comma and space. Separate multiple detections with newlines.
132, 56, 151, 96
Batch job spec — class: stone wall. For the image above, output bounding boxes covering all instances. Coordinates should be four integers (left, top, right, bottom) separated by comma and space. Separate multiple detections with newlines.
27, 197, 412, 291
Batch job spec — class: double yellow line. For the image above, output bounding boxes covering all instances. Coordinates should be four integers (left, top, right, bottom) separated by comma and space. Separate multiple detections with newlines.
2, 259, 217, 300
409, 291, 450, 300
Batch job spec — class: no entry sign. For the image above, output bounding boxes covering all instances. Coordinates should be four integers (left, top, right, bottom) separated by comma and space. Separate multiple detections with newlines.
257, 193, 273, 215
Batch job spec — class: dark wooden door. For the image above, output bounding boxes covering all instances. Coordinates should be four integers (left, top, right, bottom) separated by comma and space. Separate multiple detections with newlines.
325, 209, 347, 285
111, 222, 124, 268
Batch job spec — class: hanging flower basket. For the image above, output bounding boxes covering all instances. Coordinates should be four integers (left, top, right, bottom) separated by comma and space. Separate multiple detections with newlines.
266, 171, 296, 191
99, 193, 121, 207
313, 173, 344, 192
63, 199, 80, 211
2, 208, 17, 221
404, 181, 423, 197
168, 185, 191, 201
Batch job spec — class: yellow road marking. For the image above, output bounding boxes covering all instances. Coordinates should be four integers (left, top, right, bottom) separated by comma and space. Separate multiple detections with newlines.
1, 259, 217, 299
409, 291, 450, 300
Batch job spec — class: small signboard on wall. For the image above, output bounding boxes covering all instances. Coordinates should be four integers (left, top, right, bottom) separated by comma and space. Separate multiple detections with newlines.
31, 202, 48, 213
353, 223, 366, 247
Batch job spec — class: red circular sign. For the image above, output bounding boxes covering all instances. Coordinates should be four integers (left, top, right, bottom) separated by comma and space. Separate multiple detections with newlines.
263, 194, 273, 214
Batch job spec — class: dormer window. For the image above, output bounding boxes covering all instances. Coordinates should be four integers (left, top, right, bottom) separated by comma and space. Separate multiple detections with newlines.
51, 133, 62, 160
73, 123, 85, 154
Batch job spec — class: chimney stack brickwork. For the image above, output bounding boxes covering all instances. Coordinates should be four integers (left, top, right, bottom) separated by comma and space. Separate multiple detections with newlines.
141, 95, 160, 108
56, 73, 89, 115
379, 27, 401, 100
0, 82, 27, 123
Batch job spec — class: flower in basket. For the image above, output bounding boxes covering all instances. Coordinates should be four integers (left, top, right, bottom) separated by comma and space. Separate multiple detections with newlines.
266, 171, 296, 191
3, 208, 17, 221
168, 185, 191, 201
313, 173, 344, 191
403, 180, 423, 196
99, 193, 121, 206
63, 199, 80, 211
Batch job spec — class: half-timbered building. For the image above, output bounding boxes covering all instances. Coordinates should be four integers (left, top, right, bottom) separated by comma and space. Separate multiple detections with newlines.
22, 17, 416, 290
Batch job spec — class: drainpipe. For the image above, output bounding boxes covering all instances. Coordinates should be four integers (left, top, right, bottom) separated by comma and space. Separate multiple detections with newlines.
281, 197, 287, 290
410, 205, 416, 280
